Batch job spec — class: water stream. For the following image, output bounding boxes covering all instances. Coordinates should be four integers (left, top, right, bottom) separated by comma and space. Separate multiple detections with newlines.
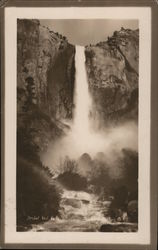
31, 46, 112, 231
31, 189, 111, 232
31, 46, 137, 232
73, 45, 92, 138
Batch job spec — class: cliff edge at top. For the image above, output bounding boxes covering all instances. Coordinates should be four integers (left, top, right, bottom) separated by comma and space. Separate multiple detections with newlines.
85, 27, 139, 126
17, 19, 75, 152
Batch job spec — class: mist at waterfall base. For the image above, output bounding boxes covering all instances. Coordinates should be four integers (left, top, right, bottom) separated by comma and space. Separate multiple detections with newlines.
41, 46, 138, 179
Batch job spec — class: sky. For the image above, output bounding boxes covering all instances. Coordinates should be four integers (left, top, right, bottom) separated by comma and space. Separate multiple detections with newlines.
40, 19, 138, 46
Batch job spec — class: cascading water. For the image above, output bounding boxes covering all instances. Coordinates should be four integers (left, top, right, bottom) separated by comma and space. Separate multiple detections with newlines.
34, 46, 111, 232
69, 45, 108, 157
53, 46, 110, 229
73, 46, 92, 138
41, 44, 137, 167
33, 44, 138, 232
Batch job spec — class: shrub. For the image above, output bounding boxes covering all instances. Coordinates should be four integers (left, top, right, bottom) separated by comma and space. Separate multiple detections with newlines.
57, 156, 88, 191
57, 171, 87, 191
17, 157, 61, 227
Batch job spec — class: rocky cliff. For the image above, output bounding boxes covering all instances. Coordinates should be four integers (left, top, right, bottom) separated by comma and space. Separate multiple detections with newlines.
17, 22, 138, 230
17, 19, 75, 152
17, 19, 76, 229
85, 27, 139, 126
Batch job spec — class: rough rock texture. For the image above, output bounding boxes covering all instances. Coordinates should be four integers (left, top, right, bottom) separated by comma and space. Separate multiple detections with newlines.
17, 19, 75, 151
85, 28, 139, 126
99, 223, 138, 232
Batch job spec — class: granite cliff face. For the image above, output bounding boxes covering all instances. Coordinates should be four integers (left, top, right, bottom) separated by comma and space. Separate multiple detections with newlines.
85, 28, 139, 126
17, 22, 138, 231
17, 19, 76, 228
17, 19, 75, 151
17, 22, 139, 150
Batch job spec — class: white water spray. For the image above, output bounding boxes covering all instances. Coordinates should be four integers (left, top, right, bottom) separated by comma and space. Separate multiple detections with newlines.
69, 46, 109, 156
73, 46, 92, 137
37, 44, 138, 232
41, 45, 138, 168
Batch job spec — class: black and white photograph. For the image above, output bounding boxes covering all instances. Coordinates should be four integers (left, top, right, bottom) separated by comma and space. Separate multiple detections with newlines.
4, 6, 151, 245
17, 18, 139, 233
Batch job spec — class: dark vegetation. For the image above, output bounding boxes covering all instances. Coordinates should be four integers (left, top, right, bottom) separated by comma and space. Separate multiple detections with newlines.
17, 127, 62, 231
57, 156, 87, 191
58, 172, 87, 191
16, 19, 76, 231
59, 149, 138, 224
17, 113, 138, 229
17, 158, 61, 223
17, 20, 138, 232
90, 149, 138, 223
55, 148, 138, 224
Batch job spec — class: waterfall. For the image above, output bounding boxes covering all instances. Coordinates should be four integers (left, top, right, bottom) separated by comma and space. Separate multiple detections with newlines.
73, 46, 92, 137
69, 45, 97, 154
42, 45, 107, 164
70, 45, 106, 156
41, 44, 137, 169
38, 41, 138, 233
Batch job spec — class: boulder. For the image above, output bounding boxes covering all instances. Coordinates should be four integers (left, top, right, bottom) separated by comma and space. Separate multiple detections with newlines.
127, 200, 138, 222
67, 213, 84, 220
99, 223, 138, 232
62, 198, 82, 208
81, 199, 90, 204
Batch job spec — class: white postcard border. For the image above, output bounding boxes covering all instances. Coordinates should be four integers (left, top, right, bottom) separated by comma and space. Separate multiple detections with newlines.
4, 7, 151, 244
